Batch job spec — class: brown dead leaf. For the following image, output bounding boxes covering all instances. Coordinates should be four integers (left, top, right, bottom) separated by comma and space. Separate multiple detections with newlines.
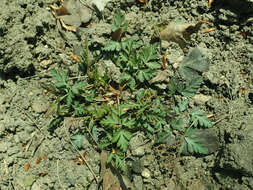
35, 157, 42, 164
100, 150, 136, 190
160, 21, 205, 49
150, 70, 170, 84
112, 27, 123, 41
50, 0, 92, 32
162, 49, 168, 69
101, 150, 121, 190
24, 163, 31, 171
138, 0, 148, 4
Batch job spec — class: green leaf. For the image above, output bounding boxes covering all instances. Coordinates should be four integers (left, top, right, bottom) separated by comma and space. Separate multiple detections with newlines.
190, 109, 212, 128
71, 135, 84, 149
57, 105, 70, 116
121, 38, 134, 55
107, 152, 114, 163
104, 41, 121, 51
120, 73, 136, 89
112, 130, 132, 152
101, 113, 120, 128
137, 70, 145, 82
170, 118, 183, 130
155, 129, 171, 144
112, 10, 125, 32
73, 101, 86, 116
54, 81, 67, 89
168, 78, 184, 96
185, 136, 208, 154
51, 69, 67, 82
139, 44, 158, 63
50, 69, 68, 89
48, 116, 63, 129
72, 82, 85, 95
145, 62, 161, 69
66, 91, 75, 106
121, 117, 136, 128
174, 99, 189, 114
181, 77, 203, 97
115, 153, 126, 171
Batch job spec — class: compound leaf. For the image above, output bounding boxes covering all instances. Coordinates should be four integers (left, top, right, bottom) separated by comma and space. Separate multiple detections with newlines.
112, 130, 132, 152
101, 113, 120, 128
145, 61, 161, 69
185, 136, 208, 154
190, 109, 212, 128
71, 135, 84, 149
104, 41, 121, 51
72, 82, 85, 95
181, 77, 203, 97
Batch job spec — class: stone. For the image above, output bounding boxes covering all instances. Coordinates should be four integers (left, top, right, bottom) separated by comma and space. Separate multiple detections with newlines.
133, 175, 143, 190
193, 94, 211, 105
141, 168, 151, 179
132, 146, 145, 157
32, 99, 49, 113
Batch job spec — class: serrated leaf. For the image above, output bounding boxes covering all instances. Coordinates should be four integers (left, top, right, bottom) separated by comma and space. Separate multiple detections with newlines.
112, 130, 132, 152
170, 118, 183, 130
73, 101, 86, 116
48, 116, 64, 129
143, 69, 155, 81
137, 70, 145, 82
174, 99, 189, 114
145, 62, 161, 69
51, 69, 67, 82
185, 136, 208, 154
106, 152, 114, 163
71, 135, 84, 149
155, 130, 171, 144
181, 77, 203, 97
72, 82, 85, 95
112, 10, 125, 32
190, 109, 212, 128
115, 153, 126, 171
104, 41, 121, 51
101, 113, 120, 128
54, 81, 67, 89
121, 38, 134, 55
66, 91, 75, 106
139, 44, 157, 63
121, 117, 136, 128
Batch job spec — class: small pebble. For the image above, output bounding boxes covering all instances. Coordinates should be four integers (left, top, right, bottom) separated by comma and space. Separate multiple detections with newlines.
141, 168, 151, 179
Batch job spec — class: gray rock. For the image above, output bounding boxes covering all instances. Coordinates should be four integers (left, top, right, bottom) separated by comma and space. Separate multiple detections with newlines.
129, 133, 146, 157
141, 168, 151, 179
96, 60, 121, 83
133, 175, 143, 190
192, 94, 212, 105
32, 99, 49, 113
132, 159, 144, 174
132, 146, 145, 157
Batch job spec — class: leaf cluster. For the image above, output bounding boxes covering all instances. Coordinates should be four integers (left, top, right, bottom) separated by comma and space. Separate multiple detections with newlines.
45, 10, 214, 172
112, 9, 128, 33
104, 38, 161, 89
